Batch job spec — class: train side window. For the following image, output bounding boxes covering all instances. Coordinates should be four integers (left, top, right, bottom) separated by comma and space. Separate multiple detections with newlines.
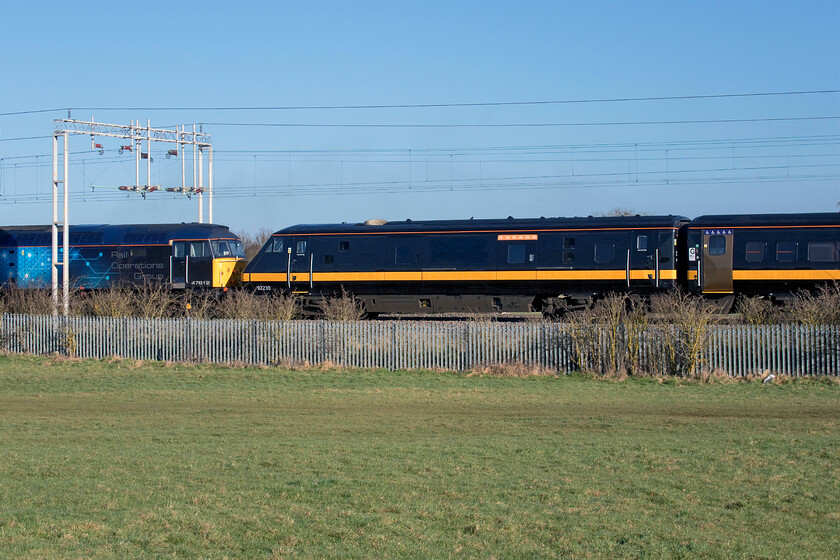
745, 242, 765, 263
173, 242, 186, 257
808, 242, 839, 262
636, 235, 648, 251
563, 237, 575, 249
776, 241, 798, 263
708, 235, 726, 256
296, 241, 307, 255
594, 243, 613, 263
324, 254, 334, 264
271, 238, 284, 253
190, 241, 210, 258
562, 250, 574, 263
130, 247, 148, 258
340, 241, 350, 251
507, 245, 526, 264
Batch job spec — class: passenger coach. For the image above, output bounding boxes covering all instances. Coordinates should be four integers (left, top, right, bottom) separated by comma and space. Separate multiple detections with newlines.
684, 213, 840, 307
0, 223, 247, 290
242, 215, 688, 315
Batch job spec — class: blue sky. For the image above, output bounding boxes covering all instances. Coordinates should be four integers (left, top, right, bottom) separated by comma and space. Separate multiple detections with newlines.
1, 0, 838, 235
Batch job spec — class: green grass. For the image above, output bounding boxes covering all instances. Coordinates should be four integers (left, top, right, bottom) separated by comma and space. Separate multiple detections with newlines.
0, 355, 838, 559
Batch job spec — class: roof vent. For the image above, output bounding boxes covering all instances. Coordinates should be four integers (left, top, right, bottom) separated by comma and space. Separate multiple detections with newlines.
364, 219, 388, 226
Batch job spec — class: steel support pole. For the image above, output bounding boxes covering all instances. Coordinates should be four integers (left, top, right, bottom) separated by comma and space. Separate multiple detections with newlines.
208, 145, 214, 224
63, 132, 69, 316
52, 135, 59, 314
198, 147, 203, 223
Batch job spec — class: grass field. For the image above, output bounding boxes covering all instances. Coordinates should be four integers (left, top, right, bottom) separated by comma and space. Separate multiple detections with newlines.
0, 355, 838, 559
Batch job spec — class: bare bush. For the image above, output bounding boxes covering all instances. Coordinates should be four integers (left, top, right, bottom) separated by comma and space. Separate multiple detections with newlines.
650, 288, 722, 376
787, 283, 840, 325
131, 280, 179, 319
736, 296, 783, 326
73, 285, 135, 317
236, 228, 274, 260
0, 285, 54, 315
215, 290, 300, 321
320, 287, 365, 321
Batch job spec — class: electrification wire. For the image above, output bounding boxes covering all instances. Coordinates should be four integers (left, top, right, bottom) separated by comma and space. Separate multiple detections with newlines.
1, 89, 835, 115
201, 116, 840, 128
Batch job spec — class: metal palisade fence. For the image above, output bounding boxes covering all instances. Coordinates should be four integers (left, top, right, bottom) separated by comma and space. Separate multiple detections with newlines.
1, 314, 838, 376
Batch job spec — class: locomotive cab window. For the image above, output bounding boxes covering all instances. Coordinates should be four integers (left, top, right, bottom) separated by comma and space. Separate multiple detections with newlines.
507, 245, 526, 264
776, 241, 798, 263
172, 242, 186, 258
563, 250, 574, 263
189, 241, 211, 258
270, 238, 284, 253
708, 235, 726, 256
296, 241, 307, 255
636, 235, 648, 251
745, 242, 765, 263
212, 240, 232, 257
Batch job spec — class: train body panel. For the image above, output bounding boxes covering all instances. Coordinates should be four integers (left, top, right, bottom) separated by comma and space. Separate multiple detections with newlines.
243, 215, 687, 313
0, 223, 246, 290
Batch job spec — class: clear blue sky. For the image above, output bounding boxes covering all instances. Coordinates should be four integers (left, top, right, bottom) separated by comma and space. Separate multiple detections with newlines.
1, 0, 838, 235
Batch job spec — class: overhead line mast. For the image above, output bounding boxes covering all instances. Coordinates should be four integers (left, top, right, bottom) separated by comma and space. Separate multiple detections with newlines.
51, 118, 213, 315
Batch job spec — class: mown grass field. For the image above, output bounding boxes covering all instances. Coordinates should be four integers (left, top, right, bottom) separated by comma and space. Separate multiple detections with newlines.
0, 355, 838, 559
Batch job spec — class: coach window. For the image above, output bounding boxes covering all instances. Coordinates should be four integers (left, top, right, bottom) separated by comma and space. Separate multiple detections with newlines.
708, 235, 726, 256
636, 235, 648, 251
776, 241, 798, 263
508, 244, 526, 264
594, 243, 614, 263
296, 241, 307, 255
745, 242, 765, 263
808, 242, 839, 262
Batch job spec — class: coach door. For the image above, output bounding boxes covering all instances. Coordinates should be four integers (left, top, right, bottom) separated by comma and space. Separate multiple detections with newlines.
700, 229, 733, 293
627, 231, 657, 287
289, 237, 313, 291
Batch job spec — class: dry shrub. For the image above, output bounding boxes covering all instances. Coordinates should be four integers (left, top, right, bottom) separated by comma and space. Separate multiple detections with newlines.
320, 287, 365, 321
787, 283, 840, 325
468, 361, 557, 377
0, 285, 54, 315
736, 296, 783, 325
236, 228, 274, 260
181, 290, 218, 319
131, 280, 179, 319
564, 293, 649, 376
215, 290, 301, 321
649, 288, 721, 376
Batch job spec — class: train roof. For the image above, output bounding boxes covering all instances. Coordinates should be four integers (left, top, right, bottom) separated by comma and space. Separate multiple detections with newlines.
689, 213, 840, 228
271, 214, 690, 236
0, 223, 238, 245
